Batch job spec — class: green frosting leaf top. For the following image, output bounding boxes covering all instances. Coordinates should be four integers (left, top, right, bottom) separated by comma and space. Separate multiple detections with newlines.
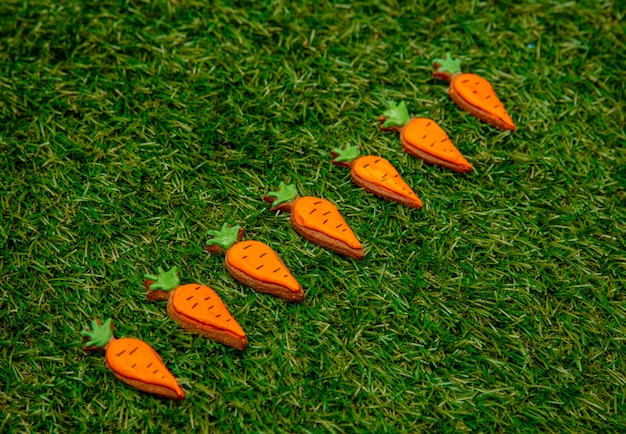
206, 223, 240, 250
266, 182, 298, 207
82, 318, 113, 348
382, 101, 410, 128
332, 144, 361, 163
433, 54, 462, 74
144, 266, 180, 291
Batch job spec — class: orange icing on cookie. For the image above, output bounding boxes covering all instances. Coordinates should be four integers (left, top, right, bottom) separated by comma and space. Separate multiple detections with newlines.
226, 240, 301, 292
171, 283, 245, 338
106, 337, 184, 399
293, 196, 361, 249
401, 118, 471, 170
452, 73, 514, 129
353, 156, 421, 203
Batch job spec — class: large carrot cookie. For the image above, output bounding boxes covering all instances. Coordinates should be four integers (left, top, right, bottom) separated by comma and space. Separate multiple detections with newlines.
144, 267, 247, 350
82, 318, 185, 400
379, 101, 472, 173
206, 223, 304, 303
264, 182, 364, 260
433, 54, 516, 131
332, 144, 423, 209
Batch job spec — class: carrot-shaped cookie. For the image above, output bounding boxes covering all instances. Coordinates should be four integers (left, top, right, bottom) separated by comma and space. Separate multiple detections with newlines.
144, 267, 247, 350
263, 182, 364, 260
331, 144, 423, 209
433, 54, 515, 131
379, 101, 472, 173
206, 223, 304, 303
82, 318, 185, 400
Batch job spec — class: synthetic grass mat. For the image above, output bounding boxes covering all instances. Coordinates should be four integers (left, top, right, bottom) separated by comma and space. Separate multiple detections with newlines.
1, 0, 625, 432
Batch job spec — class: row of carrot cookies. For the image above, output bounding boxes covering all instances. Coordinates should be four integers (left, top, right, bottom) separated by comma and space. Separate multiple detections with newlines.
81, 55, 516, 400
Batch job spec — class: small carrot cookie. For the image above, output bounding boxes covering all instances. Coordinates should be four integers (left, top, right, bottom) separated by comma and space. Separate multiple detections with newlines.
263, 182, 364, 260
433, 54, 516, 131
144, 267, 247, 350
332, 144, 423, 209
206, 223, 304, 303
82, 318, 185, 400
379, 101, 472, 173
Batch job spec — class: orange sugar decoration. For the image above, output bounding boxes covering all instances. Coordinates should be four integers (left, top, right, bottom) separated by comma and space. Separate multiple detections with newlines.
433, 54, 516, 131
292, 196, 362, 250
352, 156, 421, 204
170, 283, 246, 338
225, 240, 301, 293
401, 118, 472, 171
105, 337, 185, 399
452, 73, 515, 130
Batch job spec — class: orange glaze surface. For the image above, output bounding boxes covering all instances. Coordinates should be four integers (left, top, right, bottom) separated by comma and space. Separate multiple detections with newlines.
106, 337, 184, 398
353, 156, 421, 204
452, 73, 515, 129
226, 240, 300, 292
293, 196, 362, 249
401, 118, 472, 170
171, 284, 245, 338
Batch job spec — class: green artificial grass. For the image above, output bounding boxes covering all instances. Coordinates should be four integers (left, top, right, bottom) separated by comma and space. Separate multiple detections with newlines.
1, 0, 625, 432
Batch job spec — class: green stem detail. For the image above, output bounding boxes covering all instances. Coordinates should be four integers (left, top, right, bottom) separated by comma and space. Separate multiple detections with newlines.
266, 182, 298, 207
433, 54, 462, 75
82, 318, 113, 348
206, 223, 240, 250
332, 144, 361, 163
144, 266, 180, 291
381, 101, 410, 128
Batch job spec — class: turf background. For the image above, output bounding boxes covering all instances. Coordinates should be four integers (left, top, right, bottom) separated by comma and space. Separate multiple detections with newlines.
1, 0, 625, 432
